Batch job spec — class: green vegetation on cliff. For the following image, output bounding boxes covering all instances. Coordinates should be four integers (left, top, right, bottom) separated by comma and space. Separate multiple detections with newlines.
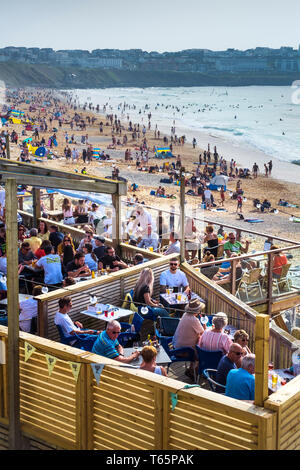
0, 61, 299, 88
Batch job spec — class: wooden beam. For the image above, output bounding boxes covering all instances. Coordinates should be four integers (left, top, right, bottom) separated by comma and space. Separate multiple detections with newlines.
179, 170, 185, 263
267, 252, 274, 315
6, 179, 22, 449
0, 159, 127, 195
32, 188, 41, 228
254, 314, 269, 407
112, 194, 122, 254
0, 171, 120, 194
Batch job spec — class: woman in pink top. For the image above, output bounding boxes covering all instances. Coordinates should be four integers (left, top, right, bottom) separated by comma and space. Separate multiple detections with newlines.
199, 312, 232, 354
173, 298, 206, 379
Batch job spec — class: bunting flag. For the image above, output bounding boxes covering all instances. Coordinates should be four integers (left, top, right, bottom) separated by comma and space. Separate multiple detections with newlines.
91, 363, 106, 385
24, 341, 36, 362
68, 362, 81, 382
170, 392, 178, 411
45, 354, 57, 376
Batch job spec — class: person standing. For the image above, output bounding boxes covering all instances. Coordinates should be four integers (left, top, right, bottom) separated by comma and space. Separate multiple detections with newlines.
268, 160, 273, 176
35, 244, 63, 289
236, 194, 243, 213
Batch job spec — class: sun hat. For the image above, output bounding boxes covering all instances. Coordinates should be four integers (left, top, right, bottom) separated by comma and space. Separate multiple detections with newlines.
185, 298, 205, 314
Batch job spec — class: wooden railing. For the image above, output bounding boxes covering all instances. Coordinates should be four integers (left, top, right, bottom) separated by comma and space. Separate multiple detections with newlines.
182, 263, 300, 368
0, 327, 276, 450
264, 374, 300, 450
36, 254, 175, 341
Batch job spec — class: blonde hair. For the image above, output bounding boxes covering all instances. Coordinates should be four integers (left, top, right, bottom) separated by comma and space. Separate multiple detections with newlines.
134, 268, 154, 300
141, 346, 157, 363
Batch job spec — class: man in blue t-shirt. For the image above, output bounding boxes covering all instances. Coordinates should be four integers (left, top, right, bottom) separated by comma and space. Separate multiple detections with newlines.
225, 354, 255, 401
92, 320, 140, 363
216, 343, 244, 392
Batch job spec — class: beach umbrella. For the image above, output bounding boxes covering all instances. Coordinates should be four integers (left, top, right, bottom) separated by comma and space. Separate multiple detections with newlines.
23, 137, 32, 144
35, 147, 46, 157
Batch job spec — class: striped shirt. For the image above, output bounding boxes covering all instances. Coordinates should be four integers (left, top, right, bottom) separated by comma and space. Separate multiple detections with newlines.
92, 330, 119, 359
199, 328, 232, 354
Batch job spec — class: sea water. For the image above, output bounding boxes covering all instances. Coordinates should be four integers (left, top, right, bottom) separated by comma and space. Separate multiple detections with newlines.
68, 86, 300, 165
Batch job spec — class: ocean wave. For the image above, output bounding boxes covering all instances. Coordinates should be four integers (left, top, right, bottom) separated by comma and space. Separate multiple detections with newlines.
202, 125, 243, 136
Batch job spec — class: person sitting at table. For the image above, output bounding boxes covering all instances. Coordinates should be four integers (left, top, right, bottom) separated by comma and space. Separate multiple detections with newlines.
35, 239, 52, 259
216, 343, 244, 391
271, 245, 288, 279
54, 297, 100, 345
225, 354, 255, 401
27, 228, 42, 253
99, 246, 129, 272
49, 225, 64, 254
74, 199, 89, 224
93, 236, 107, 262
139, 345, 167, 376
133, 253, 144, 265
138, 232, 159, 251
35, 244, 63, 289
233, 329, 252, 359
212, 253, 243, 285
200, 253, 219, 280
224, 232, 256, 270
82, 243, 98, 271
62, 198, 75, 225
163, 232, 180, 255
199, 312, 232, 354
173, 298, 206, 379
66, 252, 91, 279
62, 277, 76, 287
160, 258, 189, 294
77, 228, 96, 252
37, 220, 50, 241
203, 225, 219, 258
19, 285, 43, 333
18, 241, 37, 266
92, 320, 140, 363
133, 268, 169, 318
58, 234, 76, 259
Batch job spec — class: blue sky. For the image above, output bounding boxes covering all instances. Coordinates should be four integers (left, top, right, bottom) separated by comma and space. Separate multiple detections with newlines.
1, 0, 300, 52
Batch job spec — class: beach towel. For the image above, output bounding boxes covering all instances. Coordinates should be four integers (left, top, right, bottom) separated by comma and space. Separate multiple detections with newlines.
244, 219, 264, 223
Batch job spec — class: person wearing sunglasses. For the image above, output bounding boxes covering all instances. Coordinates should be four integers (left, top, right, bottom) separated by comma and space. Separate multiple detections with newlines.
92, 320, 140, 363
160, 258, 189, 294
233, 329, 252, 358
18, 242, 37, 266
216, 343, 244, 392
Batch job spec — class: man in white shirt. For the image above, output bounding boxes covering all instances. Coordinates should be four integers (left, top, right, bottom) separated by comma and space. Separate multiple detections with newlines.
160, 258, 189, 293
36, 244, 63, 288
19, 285, 42, 333
204, 188, 212, 209
54, 296, 100, 346
164, 232, 180, 255
132, 205, 156, 238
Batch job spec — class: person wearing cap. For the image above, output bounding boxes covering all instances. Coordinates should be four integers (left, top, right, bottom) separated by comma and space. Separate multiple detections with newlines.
93, 236, 106, 261
172, 298, 206, 379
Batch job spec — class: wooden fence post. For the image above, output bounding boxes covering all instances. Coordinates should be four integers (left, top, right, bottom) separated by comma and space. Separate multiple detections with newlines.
6, 179, 22, 449
162, 389, 170, 450
180, 169, 185, 263
267, 253, 274, 315
254, 314, 269, 407
5, 135, 10, 160
112, 194, 122, 256
32, 188, 41, 228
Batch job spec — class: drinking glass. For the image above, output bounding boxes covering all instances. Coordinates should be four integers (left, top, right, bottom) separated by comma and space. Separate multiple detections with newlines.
42, 286, 48, 294
106, 265, 110, 273
149, 246, 153, 252
272, 373, 278, 388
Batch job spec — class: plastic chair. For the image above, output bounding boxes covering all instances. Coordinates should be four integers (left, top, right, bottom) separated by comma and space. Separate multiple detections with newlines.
118, 331, 137, 347
157, 317, 180, 337
155, 328, 196, 381
203, 368, 226, 394
195, 346, 223, 382
120, 312, 144, 334
0, 310, 7, 326
56, 325, 97, 352
236, 267, 263, 301
273, 263, 292, 294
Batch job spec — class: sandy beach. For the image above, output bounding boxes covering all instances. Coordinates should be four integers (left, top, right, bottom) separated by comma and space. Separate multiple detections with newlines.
4, 87, 300, 242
